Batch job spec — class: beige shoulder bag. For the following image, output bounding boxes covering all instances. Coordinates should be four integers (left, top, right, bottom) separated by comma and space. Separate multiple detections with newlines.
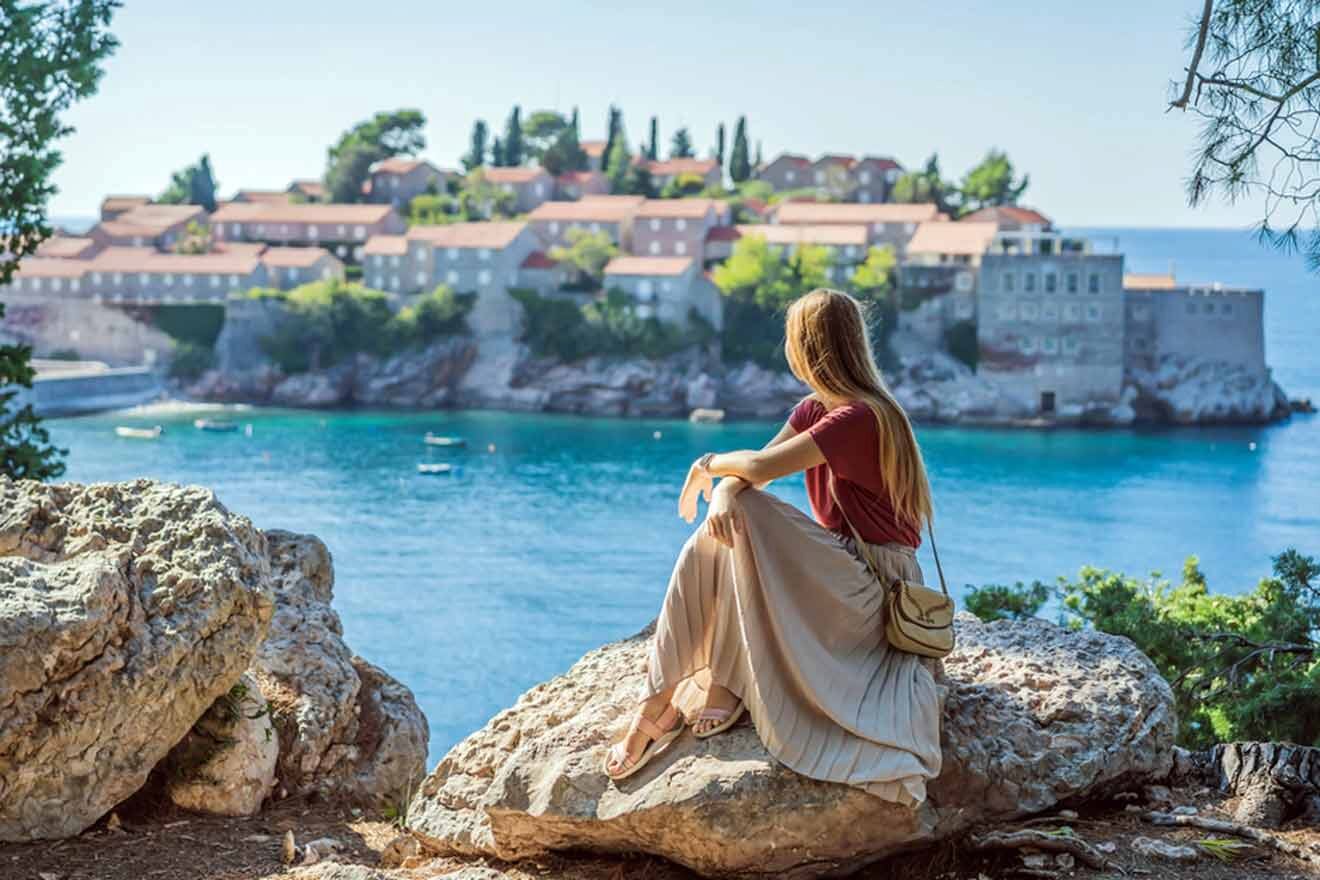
829, 476, 955, 659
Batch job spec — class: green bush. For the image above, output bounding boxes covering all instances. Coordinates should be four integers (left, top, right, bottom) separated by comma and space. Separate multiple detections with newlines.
944, 318, 979, 370
393, 286, 476, 342
169, 341, 214, 380
152, 304, 225, 348
965, 550, 1320, 749
509, 288, 706, 362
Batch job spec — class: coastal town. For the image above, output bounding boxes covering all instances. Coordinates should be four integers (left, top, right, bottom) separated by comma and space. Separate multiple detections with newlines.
0, 120, 1292, 425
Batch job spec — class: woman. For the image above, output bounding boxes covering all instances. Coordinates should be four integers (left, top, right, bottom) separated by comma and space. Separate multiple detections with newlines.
603, 288, 943, 807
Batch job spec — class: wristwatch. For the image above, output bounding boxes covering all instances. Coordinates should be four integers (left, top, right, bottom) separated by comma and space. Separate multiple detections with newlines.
696, 452, 715, 472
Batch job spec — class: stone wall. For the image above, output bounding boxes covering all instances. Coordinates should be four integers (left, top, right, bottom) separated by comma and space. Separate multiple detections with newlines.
0, 294, 174, 367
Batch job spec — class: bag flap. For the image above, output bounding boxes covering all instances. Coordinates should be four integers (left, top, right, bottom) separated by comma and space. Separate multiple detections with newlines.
893, 580, 954, 623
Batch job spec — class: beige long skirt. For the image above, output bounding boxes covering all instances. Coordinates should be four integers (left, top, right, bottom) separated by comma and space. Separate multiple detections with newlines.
642, 488, 943, 806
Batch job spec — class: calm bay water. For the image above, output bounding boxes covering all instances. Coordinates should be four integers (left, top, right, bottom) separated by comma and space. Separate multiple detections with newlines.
46, 228, 1319, 762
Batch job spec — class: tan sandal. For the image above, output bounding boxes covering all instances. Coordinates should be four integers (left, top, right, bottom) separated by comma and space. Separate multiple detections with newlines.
693, 701, 745, 739
604, 704, 683, 781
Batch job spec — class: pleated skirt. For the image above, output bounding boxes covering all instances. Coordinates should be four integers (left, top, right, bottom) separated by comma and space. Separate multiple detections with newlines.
642, 488, 943, 806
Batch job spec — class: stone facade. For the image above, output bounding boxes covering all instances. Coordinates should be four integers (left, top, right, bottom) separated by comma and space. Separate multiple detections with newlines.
1124, 282, 1266, 376
210, 203, 405, 265
602, 255, 723, 331
367, 158, 448, 209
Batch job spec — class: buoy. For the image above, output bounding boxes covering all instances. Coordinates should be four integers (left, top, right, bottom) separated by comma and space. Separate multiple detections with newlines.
653, 430, 662, 440
1249, 441, 1257, 451
487, 443, 496, 453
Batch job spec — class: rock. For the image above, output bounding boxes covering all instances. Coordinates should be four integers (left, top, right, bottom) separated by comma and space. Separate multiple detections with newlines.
1130, 356, 1290, 425
380, 834, 423, 868
282, 829, 299, 865
1170, 804, 1198, 815
1130, 835, 1201, 862
286, 867, 390, 880
719, 360, 807, 418
250, 530, 428, 806
685, 373, 718, 410
1143, 784, 1173, 806
1208, 741, 1320, 828
0, 479, 273, 843
408, 614, 1175, 879
163, 673, 278, 816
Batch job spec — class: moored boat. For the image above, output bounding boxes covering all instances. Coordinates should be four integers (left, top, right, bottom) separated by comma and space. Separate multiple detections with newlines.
115, 425, 163, 440
194, 418, 239, 433
423, 433, 466, 448
417, 463, 454, 475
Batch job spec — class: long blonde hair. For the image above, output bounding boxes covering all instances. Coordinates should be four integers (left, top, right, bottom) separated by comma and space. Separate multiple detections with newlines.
784, 288, 933, 529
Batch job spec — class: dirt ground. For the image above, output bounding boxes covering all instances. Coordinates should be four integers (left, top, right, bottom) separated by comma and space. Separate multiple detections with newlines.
3, 786, 1317, 880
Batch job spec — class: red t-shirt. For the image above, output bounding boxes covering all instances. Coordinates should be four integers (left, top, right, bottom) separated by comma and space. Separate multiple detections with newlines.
788, 398, 921, 548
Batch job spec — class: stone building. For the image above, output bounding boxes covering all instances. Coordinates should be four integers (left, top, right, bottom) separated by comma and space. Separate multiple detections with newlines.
770, 202, 942, 253
209, 203, 405, 264
526, 195, 647, 251
631, 199, 729, 263
403, 221, 542, 335
602, 255, 723, 331
1122, 273, 1266, 376
481, 166, 555, 213
366, 158, 448, 209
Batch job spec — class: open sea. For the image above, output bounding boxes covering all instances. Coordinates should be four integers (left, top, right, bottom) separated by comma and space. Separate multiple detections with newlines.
45, 227, 1319, 763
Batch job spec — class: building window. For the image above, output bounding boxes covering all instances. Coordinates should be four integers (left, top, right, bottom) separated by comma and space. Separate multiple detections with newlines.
859, 170, 871, 184
814, 170, 825, 184
337, 225, 347, 236
1086, 304, 1102, 321
1024, 273, 1036, 292
649, 241, 661, 255
1020, 337, 1037, 354
113, 273, 123, 285
229, 275, 240, 286
478, 248, 491, 261
1088, 273, 1100, 293
786, 170, 796, 183
448, 248, 458, 260
1222, 303, 1234, 315
675, 242, 687, 255
415, 247, 427, 263
1020, 301, 1039, 320
649, 218, 661, 231
52, 278, 63, 292
390, 255, 401, 268
639, 280, 654, 298
675, 219, 687, 231
955, 271, 973, 293
92, 272, 103, 284
255, 225, 265, 235
1064, 303, 1081, 321
183, 275, 193, 287
354, 225, 366, 239
1042, 303, 1059, 321
1003, 273, 1016, 292
417, 271, 427, 285
477, 269, 492, 285
1203, 302, 1215, 314
210, 275, 220, 288
70, 279, 80, 292
1133, 337, 1148, 351
534, 182, 545, 197
549, 221, 560, 235
1044, 272, 1057, 293
996, 303, 1015, 320
164, 273, 174, 286
844, 245, 857, 259
858, 191, 871, 203
1063, 337, 1080, 355
139, 273, 149, 284
1186, 302, 1197, 315
589, 222, 600, 233
232, 223, 241, 236
373, 276, 383, 287
1042, 336, 1059, 354
446, 270, 459, 285
1066, 272, 1078, 293
391, 275, 399, 289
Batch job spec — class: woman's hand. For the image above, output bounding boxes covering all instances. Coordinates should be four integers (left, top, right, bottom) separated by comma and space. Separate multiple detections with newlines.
702, 482, 742, 547
678, 458, 715, 523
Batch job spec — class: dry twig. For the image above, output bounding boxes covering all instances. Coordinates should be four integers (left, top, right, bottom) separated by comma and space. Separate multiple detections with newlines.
1141, 810, 1318, 864
966, 828, 1127, 874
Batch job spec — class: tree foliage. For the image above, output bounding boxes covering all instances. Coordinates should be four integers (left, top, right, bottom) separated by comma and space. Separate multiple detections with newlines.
715, 122, 726, 171
729, 116, 752, 182
891, 154, 956, 214
324, 109, 426, 203
965, 550, 1320, 748
659, 172, 708, 199
0, 305, 67, 481
647, 116, 659, 160
159, 154, 218, 211
548, 228, 618, 287
1170, 0, 1320, 268
462, 120, 487, 171
510, 288, 708, 361
670, 126, 694, 158
534, 112, 586, 176
500, 105, 524, 167
960, 149, 1028, 211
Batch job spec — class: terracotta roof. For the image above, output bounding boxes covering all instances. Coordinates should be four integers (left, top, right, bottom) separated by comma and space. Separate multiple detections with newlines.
481, 166, 550, 184
960, 205, 1053, 229
96, 221, 177, 239
212, 242, 269, 256
234, 190, 294, 204
527, 195, 645, 223
372, 157, 436, 176
735, 223, 870, 247
36, 236, 98, 258
210, 202, 398, 225
556, 171, 603, 184
705, 225, 742, 242
773, 202, 941, 225
520, 250, 560, 270
87, 246, 261, 274
636, 198, 721, 219
857, 156, 901, 171
580, 140, 607, 157
261, 246, 335, 268
363, 235, 409, 256
604, 256, 694, 277
288, 180, 325, 197
1123, 272, 1179, 290
813, 154, 857, 169
645, 158, 718, 177
741, 197, 769, 215
906, 221, 998, 257
406, 221, 527, 249
11, 258, 88, 278
95, 204, 206, 237
101, 195, 151, 210
763, 153, 811, 169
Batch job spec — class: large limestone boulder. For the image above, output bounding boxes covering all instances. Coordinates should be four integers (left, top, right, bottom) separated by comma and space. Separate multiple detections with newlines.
408, 614, 1175, 879
0, 478, 273, 842
163, 673, 278, 816
1131, 355, 1290, 425
251, 530, 428, 805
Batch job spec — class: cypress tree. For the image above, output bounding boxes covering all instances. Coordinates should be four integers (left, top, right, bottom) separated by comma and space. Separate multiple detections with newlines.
491, 135, 505, 167
602, 105, 622, 171
463, 120, 488, 170
648, 117, 659, 160
669, 127, 694, 159
606, 138, 631, 194
503, 106, 524, 166
729, 116, 751, 182
715, 123, 726, 170
571, 106, 580, 135
755, 140, 763, 168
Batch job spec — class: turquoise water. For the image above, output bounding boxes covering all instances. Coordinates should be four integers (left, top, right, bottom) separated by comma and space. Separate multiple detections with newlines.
44, 228, 1320, 763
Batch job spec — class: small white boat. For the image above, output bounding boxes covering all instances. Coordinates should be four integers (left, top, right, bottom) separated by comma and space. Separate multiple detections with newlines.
194, 418, 239, 433
689, 408, 726, 424
115, 425, 163, 440
416, 463, 454, 475
423, 433, 466, 448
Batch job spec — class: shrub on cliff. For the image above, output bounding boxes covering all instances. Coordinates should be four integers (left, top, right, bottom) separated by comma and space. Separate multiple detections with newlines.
965, 550, 1320, 749
510, 288, 709, 362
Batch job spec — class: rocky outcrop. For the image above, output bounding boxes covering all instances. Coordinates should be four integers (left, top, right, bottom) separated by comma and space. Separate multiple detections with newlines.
1130, 356, 1290, 425
163, 673, 279, 816
1173, 741, 1320, 828
407, 614, 1175, 879
0, 478, 274, 842
251, 530, 429, 806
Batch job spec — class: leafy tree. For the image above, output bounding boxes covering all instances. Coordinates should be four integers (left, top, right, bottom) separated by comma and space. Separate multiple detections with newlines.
959, 149, 1028, 211
502, 105, 524, 166
392, 285, 475, 340
172, 219, 213, 254
324, 109, 426, 203
457, 170, 516, 219
521, 109, 567, 160
715, 123, 726, 171
541, 124, 586, 176
1, 0, 120, 287
1, 0, 119, 481
605, 137, 632, 193
549, 228, 618, 287
1170, 0, 1320, 268
943, 318, 979, 370
850, 245, 897, 295
647, 116, 659, 160
570, 105, 579, 134
509, 288, 704, 361
713, 235, 829, 312
159, 154, 218, 211
602, 105, 623, 170
964, 581, 1050, 622
670, 126, 694, 159
891, 154, 956, 214
462, 120, 488, 171
659, 172, 707, 199
408, 192, 461, 225
729, 116, 751, 182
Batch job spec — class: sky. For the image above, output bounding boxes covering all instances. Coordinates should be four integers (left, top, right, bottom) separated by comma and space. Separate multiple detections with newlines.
49, 1, 1255, 228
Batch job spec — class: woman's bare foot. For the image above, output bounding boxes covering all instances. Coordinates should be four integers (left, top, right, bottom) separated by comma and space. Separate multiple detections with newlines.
693, 683, 741, 736
605, 694, 682, 778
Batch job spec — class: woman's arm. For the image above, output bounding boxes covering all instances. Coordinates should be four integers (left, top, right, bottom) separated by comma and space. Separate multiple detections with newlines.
678, 424, 827, 526
715, 420, 799, 497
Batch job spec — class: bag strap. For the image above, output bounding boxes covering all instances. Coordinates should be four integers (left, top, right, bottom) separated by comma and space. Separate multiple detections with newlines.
828, 472, 948, 597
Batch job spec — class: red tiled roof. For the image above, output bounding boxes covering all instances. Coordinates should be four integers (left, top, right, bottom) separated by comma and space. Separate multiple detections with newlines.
906, 221, 998, 256
288, 179, 325, 197
101, 195, 151, 210
11, 257, 88, 278
773, 202, 941, 225
736, 224, 869, 247
36, 236, 98, 258
481, 166, 550, 184
372, 157, 432, 176
213, 242, 268, 256
261, 246, 335, 268
814, 154, 857, 169
961, 205, 1053, 229
235, 190, 294, 204
94, 204, 207, 238
857, 156, 901, 171
363, 235, 409, 256
741, 197, 769, 215
580, 140, 607, 157
520, 250, 560, 269
636, 198, 721, 219
406, 221, 527, 249
645, 158, 718, 177
603, 256, 694, 277
87, 246, 262, 274
210, 202, 398, 225
527, 195, 645, 223
1123, 272, 1178, 290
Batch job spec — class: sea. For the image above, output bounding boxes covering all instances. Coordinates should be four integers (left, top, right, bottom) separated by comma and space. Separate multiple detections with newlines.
41, 227, 1320, 763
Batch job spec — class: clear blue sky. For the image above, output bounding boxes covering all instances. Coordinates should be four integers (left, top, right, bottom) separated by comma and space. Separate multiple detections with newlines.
51, 0, 1247, 228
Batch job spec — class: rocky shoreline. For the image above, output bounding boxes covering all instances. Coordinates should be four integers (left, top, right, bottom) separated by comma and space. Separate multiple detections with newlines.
185, 333, 1297, 428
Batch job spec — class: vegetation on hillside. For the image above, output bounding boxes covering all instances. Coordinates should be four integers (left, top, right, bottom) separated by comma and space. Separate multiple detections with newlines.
255, 280, 473, 374
548, 229, 618, 288
158, 154, 218, 212
510, 288, 712, 362
323, 109, 426, 203
965, 550, 1320, 748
